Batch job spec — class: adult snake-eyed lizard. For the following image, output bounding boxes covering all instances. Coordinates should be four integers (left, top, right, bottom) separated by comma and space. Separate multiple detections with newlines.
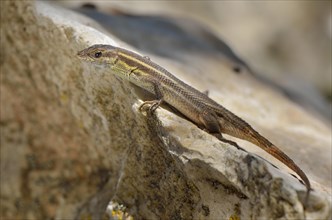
77, 44, 311, 207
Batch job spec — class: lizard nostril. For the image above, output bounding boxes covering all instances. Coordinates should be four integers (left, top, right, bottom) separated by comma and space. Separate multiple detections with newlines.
77, 50, 85, 57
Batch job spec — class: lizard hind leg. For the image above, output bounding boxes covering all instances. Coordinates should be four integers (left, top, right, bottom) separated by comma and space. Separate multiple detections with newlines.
213, 133, 245, 151
198, 110, 222, 134
198, 110, 245, 151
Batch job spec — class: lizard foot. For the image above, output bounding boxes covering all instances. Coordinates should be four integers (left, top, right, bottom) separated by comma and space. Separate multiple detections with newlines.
213, 133, 246, 152
139, 99, 163, 113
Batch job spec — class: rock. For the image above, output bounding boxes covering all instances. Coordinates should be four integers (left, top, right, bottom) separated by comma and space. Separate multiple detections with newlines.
1, 1, 331, 219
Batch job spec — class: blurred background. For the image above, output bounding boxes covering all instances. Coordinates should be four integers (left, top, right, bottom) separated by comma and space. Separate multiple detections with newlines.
54, 0, 331, 120
1, 2, 331, 219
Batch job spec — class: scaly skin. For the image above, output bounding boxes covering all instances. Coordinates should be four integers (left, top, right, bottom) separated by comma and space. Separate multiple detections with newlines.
77, 44, 311, 206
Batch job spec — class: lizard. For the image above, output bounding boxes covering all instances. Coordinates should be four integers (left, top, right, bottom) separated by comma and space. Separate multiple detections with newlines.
77, 44, 311, 206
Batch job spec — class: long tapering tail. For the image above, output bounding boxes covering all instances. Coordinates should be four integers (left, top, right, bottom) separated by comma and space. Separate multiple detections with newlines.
223, 123, 311, 206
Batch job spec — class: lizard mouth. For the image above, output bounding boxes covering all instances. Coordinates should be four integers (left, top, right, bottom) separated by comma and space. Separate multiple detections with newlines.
77, 49, 94, 62
76, 50, 87, 59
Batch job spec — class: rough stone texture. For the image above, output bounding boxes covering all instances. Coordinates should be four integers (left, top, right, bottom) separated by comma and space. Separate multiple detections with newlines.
1, 1, 331, 220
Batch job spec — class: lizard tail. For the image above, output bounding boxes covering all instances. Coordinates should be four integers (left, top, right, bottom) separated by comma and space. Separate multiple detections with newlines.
224, 125, 311, 206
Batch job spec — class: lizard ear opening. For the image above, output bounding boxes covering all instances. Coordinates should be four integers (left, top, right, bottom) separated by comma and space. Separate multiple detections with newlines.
94, 51, 102, 58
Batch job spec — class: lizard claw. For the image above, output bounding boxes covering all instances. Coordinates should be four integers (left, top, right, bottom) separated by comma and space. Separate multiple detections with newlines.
139, 99, 163, 113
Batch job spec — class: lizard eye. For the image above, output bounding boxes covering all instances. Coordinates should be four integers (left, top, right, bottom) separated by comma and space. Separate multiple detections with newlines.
94, 52, 102, 58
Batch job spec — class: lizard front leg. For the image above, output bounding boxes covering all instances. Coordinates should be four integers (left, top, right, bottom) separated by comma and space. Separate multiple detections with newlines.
139, 81, 164, 113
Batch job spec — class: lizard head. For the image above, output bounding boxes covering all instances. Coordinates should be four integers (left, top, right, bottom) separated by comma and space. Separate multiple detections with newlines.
77, 44, 117, 65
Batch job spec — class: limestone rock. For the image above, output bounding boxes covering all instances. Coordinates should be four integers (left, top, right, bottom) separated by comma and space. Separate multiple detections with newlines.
1, 1, 331, 219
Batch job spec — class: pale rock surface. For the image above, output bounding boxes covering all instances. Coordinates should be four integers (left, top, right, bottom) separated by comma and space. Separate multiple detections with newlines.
1, 1, 331, 220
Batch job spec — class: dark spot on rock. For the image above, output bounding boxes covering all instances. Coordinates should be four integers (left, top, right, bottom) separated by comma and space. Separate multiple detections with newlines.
81, 3, 97, 9
234, 203, 241, 215
233, 66, 242, 74
243, 154, 255, 165
223, 184, 248, 199
206, 178, 222, 189
48, 194, 58, 205
202, 205, 210, 216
